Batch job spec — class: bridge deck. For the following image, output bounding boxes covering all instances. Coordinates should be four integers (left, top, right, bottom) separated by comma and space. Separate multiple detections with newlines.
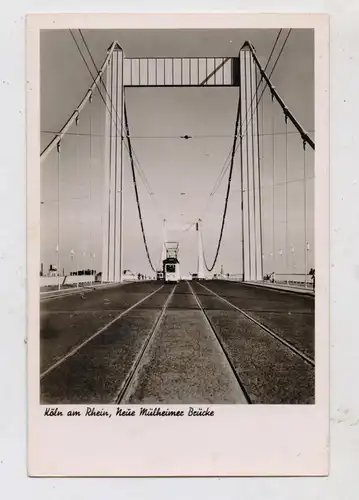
40, 280, 314, 405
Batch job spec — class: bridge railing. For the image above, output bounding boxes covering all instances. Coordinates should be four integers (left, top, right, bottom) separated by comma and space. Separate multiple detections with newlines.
262, 273, 314, 289
212, 273, 314, 290
212, 274, 244, 281
40, 275, 96, 288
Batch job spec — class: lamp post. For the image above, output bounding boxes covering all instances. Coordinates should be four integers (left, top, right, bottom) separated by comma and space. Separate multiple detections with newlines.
305, 242, 310, 288
70, 249, 75, 285
55, 244, 60, 290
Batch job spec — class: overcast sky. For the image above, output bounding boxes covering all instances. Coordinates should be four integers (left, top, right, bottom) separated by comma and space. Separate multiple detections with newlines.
40, 28, 314, 277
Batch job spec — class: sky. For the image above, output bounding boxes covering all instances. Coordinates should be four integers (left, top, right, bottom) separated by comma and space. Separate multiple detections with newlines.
40, 28, 314, 278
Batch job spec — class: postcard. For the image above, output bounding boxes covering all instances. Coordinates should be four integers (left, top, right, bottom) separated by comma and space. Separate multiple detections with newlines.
27, 12, 329, 476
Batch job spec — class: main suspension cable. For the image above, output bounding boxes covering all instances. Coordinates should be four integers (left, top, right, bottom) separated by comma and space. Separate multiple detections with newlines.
71, 30, 162, 271
202, 89, 241, 272
199, 30, 284, 221
41, 38, 121, 160
241, 29, 292, 140
208, 29, 295, 224
201, 32, 290, 276
123, 100, 156, 272
76, 29, 163, 220
248, 31, 314, 150
240, 29, 283, 142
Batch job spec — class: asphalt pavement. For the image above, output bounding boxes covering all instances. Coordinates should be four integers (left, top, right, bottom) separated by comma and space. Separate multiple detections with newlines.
40, 279, 315, 404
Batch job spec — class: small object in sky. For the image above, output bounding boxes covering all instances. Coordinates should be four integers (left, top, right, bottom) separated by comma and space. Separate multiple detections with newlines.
180, 192, 186, 195
180, 135, 192, 140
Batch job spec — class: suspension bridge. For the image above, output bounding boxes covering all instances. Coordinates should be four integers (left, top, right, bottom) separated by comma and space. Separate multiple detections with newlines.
40, 29, 315, 405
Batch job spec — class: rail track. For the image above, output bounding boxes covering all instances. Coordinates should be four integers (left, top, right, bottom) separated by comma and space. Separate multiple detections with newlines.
40, 284, 164, 379
40, 279, 314, 404
114, 284, 177, 403
196, 281, 314, 367
187, 281, 251, 403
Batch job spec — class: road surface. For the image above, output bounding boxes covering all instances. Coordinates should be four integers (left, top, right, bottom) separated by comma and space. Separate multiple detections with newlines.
40, 280, 315, 405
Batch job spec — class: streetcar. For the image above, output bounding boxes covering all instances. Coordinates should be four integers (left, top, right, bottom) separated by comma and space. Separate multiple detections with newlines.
156, 270, 164, 280
163, 257, 180, 283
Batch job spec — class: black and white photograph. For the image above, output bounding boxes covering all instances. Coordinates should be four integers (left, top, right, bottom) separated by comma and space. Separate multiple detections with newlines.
39, 26, 316, 406
27, 12, 329, 477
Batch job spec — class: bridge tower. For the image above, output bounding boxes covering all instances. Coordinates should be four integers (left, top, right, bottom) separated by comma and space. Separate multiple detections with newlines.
102, 43, 125, 282
239, 42, 263, 282
196, 219, 205, 279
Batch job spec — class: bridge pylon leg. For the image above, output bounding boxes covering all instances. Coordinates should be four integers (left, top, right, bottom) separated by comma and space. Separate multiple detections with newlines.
102, 46, 124, 283
239, 44, 263, 282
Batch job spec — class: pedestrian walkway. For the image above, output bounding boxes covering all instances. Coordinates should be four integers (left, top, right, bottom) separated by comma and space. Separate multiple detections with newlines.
247, 281, 315, 295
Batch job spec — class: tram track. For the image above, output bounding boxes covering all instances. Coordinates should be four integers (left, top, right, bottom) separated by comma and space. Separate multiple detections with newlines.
187, 281, 251, 404
114, 284, 177, 404
196, 281, 314, 367
40, 284, 165, 379
40, 279, 314, 404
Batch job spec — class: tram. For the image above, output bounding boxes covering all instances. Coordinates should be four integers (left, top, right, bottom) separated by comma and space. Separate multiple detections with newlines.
162, 241, 180, 283
156, 270, 164, 280
163, 257, 180, 283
